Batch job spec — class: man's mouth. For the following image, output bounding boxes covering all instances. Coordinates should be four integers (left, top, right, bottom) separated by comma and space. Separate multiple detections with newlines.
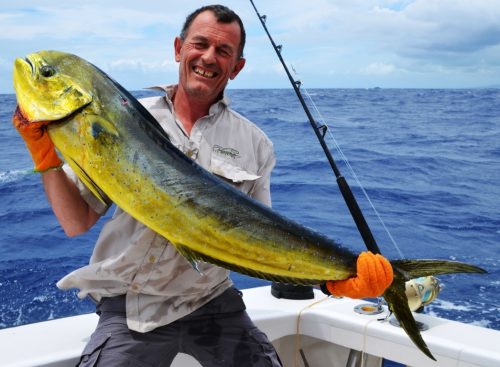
193, 66, 217, 79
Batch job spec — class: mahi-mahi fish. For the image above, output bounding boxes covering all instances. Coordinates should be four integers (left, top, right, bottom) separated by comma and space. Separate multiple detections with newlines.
13, 50, 486, 360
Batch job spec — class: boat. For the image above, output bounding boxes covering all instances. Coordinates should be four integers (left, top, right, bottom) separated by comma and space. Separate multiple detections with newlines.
2, 285, 499, 367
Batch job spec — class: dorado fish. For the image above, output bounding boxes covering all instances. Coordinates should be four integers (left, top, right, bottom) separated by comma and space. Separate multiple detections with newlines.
13, 50, 486, 360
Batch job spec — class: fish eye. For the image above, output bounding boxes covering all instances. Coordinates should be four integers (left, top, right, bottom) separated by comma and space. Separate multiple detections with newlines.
40, 65, 56, 78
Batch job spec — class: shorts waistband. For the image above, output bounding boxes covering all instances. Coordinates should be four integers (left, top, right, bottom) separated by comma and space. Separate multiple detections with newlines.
95, 287, 245, 317
96, 295, 126, 315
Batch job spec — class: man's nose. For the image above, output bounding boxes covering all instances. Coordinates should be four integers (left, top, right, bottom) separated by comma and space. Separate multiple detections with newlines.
201, 46, 216, 64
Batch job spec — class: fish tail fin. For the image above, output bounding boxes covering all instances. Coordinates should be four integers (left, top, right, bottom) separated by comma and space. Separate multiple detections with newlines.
390, 259, 487, 279
384, 259, 486, 360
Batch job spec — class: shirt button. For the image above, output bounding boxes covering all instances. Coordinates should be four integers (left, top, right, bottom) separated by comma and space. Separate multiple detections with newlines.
131, 284, 139, 291
149, 255, 156, 263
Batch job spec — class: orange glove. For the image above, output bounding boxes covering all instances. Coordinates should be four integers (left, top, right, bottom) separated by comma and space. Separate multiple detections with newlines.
326, 251, 393, 298
13, 106, 62, 173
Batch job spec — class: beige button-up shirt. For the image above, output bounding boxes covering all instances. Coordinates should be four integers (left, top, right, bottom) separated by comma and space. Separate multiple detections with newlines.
57, 85, 276, 332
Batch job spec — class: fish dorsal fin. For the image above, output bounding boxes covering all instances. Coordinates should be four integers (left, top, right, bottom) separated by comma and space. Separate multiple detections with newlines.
66, 157, 110, 206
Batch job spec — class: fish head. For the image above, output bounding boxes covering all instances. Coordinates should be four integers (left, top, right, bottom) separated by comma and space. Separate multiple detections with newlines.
13, 51, 92, 122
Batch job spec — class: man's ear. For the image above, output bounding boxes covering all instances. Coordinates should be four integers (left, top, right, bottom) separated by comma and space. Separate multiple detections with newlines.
229, 57, 246, 80
174, 37, 183, 62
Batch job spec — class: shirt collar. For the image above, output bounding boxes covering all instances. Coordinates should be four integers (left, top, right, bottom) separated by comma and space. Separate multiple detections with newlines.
145, 84, 231, 113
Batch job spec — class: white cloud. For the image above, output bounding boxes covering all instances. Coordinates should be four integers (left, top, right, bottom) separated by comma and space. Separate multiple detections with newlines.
361, 62, 398, 75
2, 0, 500, 91
262, 0, 500, 58
0, 5, 170, 41
108, 58, 177, 72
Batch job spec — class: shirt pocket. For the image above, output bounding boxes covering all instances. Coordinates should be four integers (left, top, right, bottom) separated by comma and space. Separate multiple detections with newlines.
210, 155, 260, 186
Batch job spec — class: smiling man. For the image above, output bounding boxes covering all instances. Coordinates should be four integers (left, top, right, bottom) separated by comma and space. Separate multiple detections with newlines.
62, 6, 283, 366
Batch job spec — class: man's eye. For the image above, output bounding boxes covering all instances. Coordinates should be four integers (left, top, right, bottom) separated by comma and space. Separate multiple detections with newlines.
40, 65, 56, 78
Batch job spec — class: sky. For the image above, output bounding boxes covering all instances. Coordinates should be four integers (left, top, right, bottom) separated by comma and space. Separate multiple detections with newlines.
1, 0, 500, 93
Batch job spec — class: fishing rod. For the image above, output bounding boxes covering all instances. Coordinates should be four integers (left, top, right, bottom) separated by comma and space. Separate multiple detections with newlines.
249, 0, 381, 255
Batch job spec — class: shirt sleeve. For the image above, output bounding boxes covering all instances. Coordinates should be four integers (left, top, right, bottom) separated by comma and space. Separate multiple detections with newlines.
62, 164, 111, 215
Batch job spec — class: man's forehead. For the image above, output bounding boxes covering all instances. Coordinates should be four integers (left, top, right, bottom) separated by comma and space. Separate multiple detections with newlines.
186, 11, 241, 42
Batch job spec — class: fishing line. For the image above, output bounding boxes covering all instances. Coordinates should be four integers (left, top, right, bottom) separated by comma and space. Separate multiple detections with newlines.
297, 78, 405, 259
250, 0, 405, 258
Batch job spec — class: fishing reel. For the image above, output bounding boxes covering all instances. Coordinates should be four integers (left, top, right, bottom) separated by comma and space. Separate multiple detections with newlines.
354, 276, 443, 320
391, 276, 443, 331
405, 275, 443, 312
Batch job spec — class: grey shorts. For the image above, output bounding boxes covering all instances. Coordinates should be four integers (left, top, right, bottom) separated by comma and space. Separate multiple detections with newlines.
77, 287, 282, 367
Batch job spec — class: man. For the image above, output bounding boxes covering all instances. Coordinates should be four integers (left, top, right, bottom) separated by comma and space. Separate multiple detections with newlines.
14, 5, 393, 367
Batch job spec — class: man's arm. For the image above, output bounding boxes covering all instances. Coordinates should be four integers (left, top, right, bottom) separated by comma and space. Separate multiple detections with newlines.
41, 170, 101, 237
13, 107, 101, 237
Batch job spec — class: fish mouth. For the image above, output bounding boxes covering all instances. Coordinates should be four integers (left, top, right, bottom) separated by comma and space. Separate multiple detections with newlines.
13, 105, 52, 126
14, 56, 36, 79
24, 57, 34, 75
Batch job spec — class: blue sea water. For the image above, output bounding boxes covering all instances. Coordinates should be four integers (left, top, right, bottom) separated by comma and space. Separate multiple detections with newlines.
0, 88, 499, 332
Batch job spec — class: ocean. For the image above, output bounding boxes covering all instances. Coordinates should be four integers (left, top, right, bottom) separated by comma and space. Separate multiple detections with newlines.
0, 88, 499, 333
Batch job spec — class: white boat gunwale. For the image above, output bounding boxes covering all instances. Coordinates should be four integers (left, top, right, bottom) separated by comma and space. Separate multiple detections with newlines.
1, 286, 499, 367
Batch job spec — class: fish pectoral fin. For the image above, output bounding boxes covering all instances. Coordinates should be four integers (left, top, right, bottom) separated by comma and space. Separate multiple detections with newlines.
170, 242, 205, 275
188, 259, 204, 275
66, 157, 111, 206
84, 114, 120, 140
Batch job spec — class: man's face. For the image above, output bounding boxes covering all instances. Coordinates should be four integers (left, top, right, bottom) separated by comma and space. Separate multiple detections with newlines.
174, 11, 245, 103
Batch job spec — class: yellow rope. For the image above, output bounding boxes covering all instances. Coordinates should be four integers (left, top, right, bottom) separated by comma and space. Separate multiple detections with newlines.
293, 296, 383, 367
361, 318, 379, 366
294, 295, 331, 367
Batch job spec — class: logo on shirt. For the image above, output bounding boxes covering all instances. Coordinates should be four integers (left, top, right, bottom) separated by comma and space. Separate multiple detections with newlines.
213, 145, 240, 159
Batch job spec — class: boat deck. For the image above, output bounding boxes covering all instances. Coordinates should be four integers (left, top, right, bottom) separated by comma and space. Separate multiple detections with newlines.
1, 286, 499, 367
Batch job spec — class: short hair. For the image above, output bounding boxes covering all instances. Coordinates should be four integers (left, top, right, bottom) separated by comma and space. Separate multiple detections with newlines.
180, 4, 246, 58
